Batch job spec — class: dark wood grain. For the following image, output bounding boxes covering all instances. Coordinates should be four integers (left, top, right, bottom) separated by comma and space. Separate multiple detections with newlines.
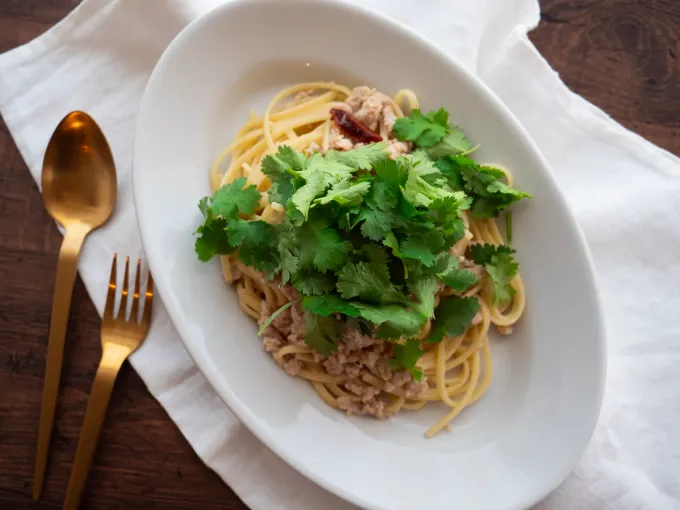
1, 0, 679, 509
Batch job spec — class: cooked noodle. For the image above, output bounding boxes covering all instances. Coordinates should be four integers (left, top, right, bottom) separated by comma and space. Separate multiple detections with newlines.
210, 82, 526, 437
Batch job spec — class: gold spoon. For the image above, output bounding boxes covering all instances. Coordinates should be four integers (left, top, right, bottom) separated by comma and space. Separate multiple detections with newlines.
33, 111, 117, 501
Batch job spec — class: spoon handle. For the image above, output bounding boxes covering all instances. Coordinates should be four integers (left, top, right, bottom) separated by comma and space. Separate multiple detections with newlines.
33, 222, 89, 501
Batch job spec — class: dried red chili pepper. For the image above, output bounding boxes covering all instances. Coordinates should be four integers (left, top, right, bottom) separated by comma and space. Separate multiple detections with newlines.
330, 108, 383, 143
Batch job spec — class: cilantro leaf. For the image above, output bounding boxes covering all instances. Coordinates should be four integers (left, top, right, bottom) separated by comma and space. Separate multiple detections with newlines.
382, 231, 401, 258
198, 197, 210, 217
486, 253, 518, 304
297, 223, 351, 272
293, 269, 336, 296
336, 261, 402, 304
238, 243, 280, 278
373, 158, 408, 187
424, 252, 477, 292
399, 232, 444, 267
470, 244, 518, 305
268, 174, 296, 205
352, 302, 424, 337
227, 217, 273, 247
407, 150, 443, 183
440, 268, 477, 292
304, 310, 339, 356
299, 153, 355, 181
315, 180, 371, 207
194, 216, 231, 262
389, 338, 424, 380
437, 155, 531, 218
409, 273, 437, 320
261, 145, 308, 177
428, 296, 480, 343
327, 142, 389, 169
393, 108, 449, 148
429, 252, 458, 275
357, 206, 394, 241
469, 243, 514, 265
291, 172, 329, 219
366, 179, 398, 211
426, 124, 473, 158
302, 295, 361, 317
401, 166, 462, 209
292, 153, 361, 217
276, 220, 299, 285
210, 177, 261, 218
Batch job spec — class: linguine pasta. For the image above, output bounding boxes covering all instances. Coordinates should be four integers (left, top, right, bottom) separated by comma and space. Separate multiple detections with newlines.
207, 82, 526, 437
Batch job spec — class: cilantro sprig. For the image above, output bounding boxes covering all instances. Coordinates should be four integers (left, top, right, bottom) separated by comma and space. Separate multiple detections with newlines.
194, 104, 528, 364
394, 108, 531, 218
436, 155, 531, 218
470, 243, 519, 305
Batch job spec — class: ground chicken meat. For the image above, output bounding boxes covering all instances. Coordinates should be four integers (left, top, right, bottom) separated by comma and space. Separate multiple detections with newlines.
343, 328, 374, 350
361, 350, 381, 369
405, 379, 429, 398
283, 358, 302, 376
381, 105, 397, 132
305, 141, 321, 156
332, 86, 400, 148
361, 400, 388, 420
387, 139, 410, 158
392, 370, 412, 388
374, 358, 393, 381
354, 95, 383, 130
323, 355, 345, 376
330, 126, 355, 151
263, 336, 281, 353
344, 363, 361, 379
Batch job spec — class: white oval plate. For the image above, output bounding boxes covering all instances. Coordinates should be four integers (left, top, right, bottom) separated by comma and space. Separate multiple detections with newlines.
133, 1, 606, 509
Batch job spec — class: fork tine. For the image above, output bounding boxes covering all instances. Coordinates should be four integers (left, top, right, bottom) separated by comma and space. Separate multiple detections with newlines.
131, 259, 142, 323
142, 272, 154, 325
119, 257, 130, 320
103, 254, 117, 320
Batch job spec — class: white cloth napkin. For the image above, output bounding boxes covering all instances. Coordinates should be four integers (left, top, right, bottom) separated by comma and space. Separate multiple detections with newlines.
1, 0, 679, 508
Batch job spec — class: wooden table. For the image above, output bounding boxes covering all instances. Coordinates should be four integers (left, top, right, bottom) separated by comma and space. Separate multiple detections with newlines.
1, 1, 678, 508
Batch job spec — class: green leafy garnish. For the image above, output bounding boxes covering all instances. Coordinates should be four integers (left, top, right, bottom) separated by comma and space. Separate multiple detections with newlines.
393, 108, 449, 148
429, 296, 481, 343
195, 104, 527, 359
436, 155, 531, 218
302, 295, 361, 317
304, 310, 340, 356
210, 177, 261, 218
470, 243, 519, 305
389, 338, 424, 380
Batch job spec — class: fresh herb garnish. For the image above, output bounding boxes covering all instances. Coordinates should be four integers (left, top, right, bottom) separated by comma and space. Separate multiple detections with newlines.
389, 338, 425, 380
435, 155, 531, 218
195, 106, 526, 359
470, 243, 519, 305
394, 108, 531, 218
428, 296, 481, 343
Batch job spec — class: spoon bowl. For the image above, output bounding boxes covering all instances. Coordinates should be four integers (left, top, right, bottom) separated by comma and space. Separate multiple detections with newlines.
33, 111, 117, 501
42, 111, 117, 228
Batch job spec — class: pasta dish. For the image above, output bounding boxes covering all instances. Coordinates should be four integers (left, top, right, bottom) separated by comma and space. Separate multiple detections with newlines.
193, 82, 530, 437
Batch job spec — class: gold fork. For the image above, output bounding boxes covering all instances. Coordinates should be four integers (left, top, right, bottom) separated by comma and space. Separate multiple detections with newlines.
63, 254, 153, 510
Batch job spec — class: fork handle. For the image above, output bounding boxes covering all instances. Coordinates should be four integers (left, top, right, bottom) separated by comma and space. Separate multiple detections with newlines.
33, 222, 89, 501
63, 346, 129, 510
